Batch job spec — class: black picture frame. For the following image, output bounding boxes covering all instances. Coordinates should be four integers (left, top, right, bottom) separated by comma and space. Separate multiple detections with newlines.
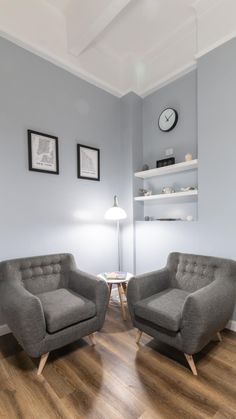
28, 130, 59, 175
156, 157, 175, 168
77, 144, 100, 181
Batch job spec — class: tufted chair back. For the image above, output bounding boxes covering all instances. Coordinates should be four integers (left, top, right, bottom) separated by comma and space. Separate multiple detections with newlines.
0, 254, 76, 295
167, 252, 234, 292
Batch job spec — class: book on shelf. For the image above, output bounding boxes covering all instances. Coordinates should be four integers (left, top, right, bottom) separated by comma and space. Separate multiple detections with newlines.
104, 271, 127, 280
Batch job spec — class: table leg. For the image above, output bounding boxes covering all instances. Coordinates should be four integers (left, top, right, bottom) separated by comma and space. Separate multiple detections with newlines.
108, 284, 112, 304
121, 282, 127, 295
118, 283, 126, 321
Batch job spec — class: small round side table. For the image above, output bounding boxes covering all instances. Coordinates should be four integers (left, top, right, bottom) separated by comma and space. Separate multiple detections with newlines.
98, 272, 133, 321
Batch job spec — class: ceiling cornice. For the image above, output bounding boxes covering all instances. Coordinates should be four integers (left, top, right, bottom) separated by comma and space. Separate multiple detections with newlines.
195, 31, 236, 59
140, 62, 197, 98
0, 30, 124, 97
2, 26, 235, 98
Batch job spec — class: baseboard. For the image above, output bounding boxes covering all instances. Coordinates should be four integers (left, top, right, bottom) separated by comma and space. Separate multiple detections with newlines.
0, 324, 11, 336
226, 320, 236, 332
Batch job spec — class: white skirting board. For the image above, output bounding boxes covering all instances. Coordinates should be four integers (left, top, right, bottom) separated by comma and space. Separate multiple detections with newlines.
0, 320, 235, 336
226, 320, 236, 332
0, 324, 11, 336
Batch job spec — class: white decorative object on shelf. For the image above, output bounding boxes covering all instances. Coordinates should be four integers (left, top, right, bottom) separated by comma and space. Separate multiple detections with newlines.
134, 159, 198, 179
180, 186, 197, 192
162, 186, 175, 194
185, 153, 193, 161
139, 188, 152, 196
134, 190, 198, 202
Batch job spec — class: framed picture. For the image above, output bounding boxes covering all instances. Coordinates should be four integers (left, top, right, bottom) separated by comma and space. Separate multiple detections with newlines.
77, 144, 100, 181
28, 130, 59, 174
156, 157, 175, 168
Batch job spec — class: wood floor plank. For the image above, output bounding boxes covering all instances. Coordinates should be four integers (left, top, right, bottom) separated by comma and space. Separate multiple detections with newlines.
0, 353, 73, 419
0, 303, 235, 419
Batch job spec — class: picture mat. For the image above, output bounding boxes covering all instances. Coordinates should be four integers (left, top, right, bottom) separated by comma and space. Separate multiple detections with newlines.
31, 133, 57, 172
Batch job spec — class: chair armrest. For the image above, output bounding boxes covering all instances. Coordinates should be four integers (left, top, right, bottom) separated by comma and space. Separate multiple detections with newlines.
127, 268, 170, 305
69, 269, 109, 314
181, 279, 236, 354
127, 268, 170, 324
0, 281, 46, 351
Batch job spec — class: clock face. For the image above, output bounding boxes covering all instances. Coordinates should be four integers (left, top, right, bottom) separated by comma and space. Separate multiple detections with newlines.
158, 108, 178, 132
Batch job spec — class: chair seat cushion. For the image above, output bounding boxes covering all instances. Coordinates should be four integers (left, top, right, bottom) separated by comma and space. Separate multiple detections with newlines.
134, 288, 190, 332
38, 288, 96, 333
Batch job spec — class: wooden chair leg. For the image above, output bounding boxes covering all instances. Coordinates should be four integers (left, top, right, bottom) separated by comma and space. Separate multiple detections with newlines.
184, 353, 198, 376
88, 334, 96, 346
136, 330, 143, 345
37, 352, 49, 375
118, 283, 126, 321
212, 332, 222, 342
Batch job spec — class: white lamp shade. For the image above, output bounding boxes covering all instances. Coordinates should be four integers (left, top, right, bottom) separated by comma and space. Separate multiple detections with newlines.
104, 196, 127, 220
105, 206, 127, 220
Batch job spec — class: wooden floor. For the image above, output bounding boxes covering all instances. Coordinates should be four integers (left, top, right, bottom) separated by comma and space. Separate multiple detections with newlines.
0, 302, 236, 419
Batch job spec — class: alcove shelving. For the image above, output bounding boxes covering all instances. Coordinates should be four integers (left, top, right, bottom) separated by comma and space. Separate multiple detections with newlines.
134, 159, 198, 180
134, 159, 198, 222
134, 189, 198, 202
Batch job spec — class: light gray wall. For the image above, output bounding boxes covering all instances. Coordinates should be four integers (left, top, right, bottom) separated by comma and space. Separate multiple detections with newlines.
143, 70, 197, 167
120, 93, 143, 274
0, 37, 126, 325
136, 38, 236, 320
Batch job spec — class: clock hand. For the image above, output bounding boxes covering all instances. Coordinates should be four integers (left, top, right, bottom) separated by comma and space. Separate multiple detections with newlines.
165, 115, 168, 122
166, 112, 174, 122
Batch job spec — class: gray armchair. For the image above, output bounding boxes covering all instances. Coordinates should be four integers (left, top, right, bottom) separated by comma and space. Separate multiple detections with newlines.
0, 253, 109, 374
127, 252, 236, 375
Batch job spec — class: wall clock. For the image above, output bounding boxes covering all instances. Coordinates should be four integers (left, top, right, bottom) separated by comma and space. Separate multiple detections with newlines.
158, 108, 178, 132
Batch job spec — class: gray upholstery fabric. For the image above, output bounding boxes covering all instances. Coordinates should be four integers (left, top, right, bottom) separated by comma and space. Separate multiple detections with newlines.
127, 252, 236, 355
38, 288, 96, 333
167, 252, 232, 292
69, 269, 109, 321
181, 277, 236, 353
0, 281, 46, 355
134, 288, 190, 332
41, 316, 100, 356
0, 253, 109, 358
0, 254, 76, 295
127, 268, 169, 325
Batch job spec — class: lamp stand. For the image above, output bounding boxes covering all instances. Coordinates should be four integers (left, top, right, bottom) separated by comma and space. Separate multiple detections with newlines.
117, 220, 121, 272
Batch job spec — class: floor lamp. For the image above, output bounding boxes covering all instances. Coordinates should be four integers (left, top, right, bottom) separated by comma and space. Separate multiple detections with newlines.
104, 195, 127, 272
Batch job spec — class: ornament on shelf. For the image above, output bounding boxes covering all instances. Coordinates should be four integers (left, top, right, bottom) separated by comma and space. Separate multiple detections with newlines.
156, 157, 175, 168
139, 188, 152, 196
162, 186, 175, 194
180, 186, 197, 192
144, 216, 154, 221
185, 153, 193, 161
142, 164, 149, 171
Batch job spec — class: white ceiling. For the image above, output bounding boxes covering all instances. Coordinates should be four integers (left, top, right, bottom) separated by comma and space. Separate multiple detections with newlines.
0, 0, 236, 97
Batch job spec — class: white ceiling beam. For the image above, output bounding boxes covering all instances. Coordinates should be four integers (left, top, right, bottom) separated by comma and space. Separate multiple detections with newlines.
66, 0, 132, 56
192, 0, 218, 17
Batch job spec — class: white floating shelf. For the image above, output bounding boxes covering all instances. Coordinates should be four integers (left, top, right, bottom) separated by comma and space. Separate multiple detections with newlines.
134, 190, 198, 202
134, 159, 198, 179
135, 220, 197, 223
